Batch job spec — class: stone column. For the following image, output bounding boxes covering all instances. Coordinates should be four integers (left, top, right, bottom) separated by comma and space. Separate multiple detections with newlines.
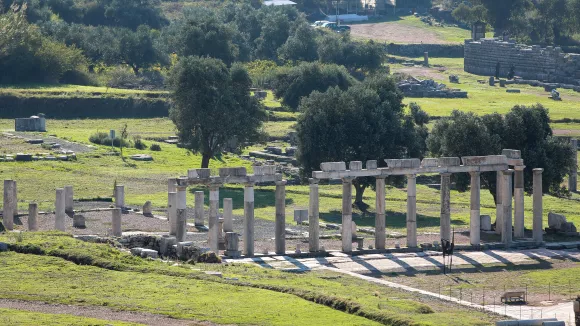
440, 173, 451, 241
514, 166, 525, 238
275, 180, 287, 255
308, 178, 320, 252
470, 171, 481, 246
28, 203, 38, 231
495, 171, 503, 235
64, 185, 74, 216
424, 52, 429, 66
3, 180, 15, 230
375, 176, 386, 250
570, 139, 577, 192
223, 198, 233, 232
342, 177, 354, 253
176, 208, 187, 242
194, 191, 204, 226
407, 174, 417, 248
533, 168, 544, 243
115, 185, 125, 209
208, 184, 220, 252
168, 192, 177, 235
112, 208, 122, 237
243, 183, 255, 256
177, 185, 188, 241
502, 169, 514, 247
55, 188, 66, 231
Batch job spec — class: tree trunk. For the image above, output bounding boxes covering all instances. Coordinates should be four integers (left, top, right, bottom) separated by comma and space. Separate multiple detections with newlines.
354, 184, 365, 204
201, 153, 211, 168
132, 65, 139, 75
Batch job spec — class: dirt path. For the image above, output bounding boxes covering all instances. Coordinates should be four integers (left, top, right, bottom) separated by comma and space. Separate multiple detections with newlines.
0, 299, 212, 326
350, 22, 445, 44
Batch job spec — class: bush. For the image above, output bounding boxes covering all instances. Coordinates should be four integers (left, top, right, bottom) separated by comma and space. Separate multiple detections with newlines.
89, 132, 130, 148
133, 136, 147, 150
150, 143, 162, 151
106, 66, 143, 89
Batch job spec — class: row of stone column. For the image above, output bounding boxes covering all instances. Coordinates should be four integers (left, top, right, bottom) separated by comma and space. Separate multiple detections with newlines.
167, 178, 287, 257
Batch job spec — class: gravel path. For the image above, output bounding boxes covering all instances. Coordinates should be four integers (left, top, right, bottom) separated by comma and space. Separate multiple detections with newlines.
0, 299, 211, 326
8, 131, 94, 153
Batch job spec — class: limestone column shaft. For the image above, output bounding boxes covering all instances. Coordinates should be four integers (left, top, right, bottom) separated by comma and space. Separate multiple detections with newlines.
495, 171, 503, 235
194, 191, 204, 226
375, 177, 386, 250
176, 209, 187, 242
275, 180, 287, 255
406, 175, 417, 248
502, 170, 514, 247
115, 185, 125, 209
308, 178, 320, 252
223, 198, 233, 232
440, 173, 451, 242
28, 203, 38, 231
514, 166, 526, 238
243, 183, 255, 256
112, 208, 122, 237
533, 168, 544, 243
570, 139, 577, 192
64, 185, 74, 215
168, 192, 177, 236
3, 180, 15, 230
342, 178, 354, 253
208, 184, 220, 252
470, 171, 481, 246
55, 188, 66, 231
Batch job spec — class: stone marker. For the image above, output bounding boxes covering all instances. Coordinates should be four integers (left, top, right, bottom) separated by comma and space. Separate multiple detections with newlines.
55, 188, 66, 231
225, 232, 241, 258
489, 76, 495, 86
168, 192, 177, 235
112, 208, 122, 236
480, 215, 492, 231
176, 208, 187, 242
3, 180, 16, 230
73, 214, 86, 228
424, 52, 429, 66
223, 198, 233, 232
143, 201, 152, 216
64, 185, 74, 216
28, 203, 38, 231
208, 184, 219, 252
194, 191, 204, 226
308, 179, 320, 252
533, 168, 544, 243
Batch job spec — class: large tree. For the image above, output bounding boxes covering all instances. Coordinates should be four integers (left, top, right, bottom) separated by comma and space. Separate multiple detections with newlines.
427, 105, 575, 202
169, 56, 266, 168
296, 75, 428, 206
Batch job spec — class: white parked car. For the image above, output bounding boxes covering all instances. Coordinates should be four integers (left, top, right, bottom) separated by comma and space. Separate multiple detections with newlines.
310, 20, 330, 28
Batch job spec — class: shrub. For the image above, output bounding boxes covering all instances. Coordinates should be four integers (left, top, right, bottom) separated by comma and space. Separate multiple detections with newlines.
89, 132, 130, 148
150, 143, 162, 151
133, 135, 147, 150
106, 66, 142, 89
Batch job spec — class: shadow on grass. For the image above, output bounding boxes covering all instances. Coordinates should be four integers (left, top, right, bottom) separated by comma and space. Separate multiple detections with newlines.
188, 186, 294, 210
319, 209, 467, 229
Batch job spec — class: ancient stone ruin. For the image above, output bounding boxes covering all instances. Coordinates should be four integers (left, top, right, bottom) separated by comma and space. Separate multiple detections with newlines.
397, 77, 467, 98
15, 114, 46, 132
465, 38, 580, 85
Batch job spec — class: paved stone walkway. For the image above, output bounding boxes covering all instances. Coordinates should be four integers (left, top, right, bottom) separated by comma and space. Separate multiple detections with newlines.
226, 248, 580, 324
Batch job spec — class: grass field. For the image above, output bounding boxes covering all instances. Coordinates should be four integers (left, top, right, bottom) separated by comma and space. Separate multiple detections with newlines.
0, 309, 140, 326
0, 232, 501, 325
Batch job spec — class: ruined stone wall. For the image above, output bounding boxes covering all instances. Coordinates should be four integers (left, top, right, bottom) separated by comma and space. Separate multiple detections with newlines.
464, 38, 580, 84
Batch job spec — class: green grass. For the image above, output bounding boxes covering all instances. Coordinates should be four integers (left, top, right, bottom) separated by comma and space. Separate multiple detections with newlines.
0, 308, 141, 326
0, 232, 499, 325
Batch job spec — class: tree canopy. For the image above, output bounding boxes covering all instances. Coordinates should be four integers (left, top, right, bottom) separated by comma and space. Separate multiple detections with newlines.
169, 56, 266, 168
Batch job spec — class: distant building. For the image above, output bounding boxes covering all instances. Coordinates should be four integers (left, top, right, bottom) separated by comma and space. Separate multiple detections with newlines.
263, 0, 296, 6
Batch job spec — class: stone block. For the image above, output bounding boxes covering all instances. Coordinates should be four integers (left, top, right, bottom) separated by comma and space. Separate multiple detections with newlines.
159, 236, 177, 257
461, 155, 507, 166
195, 168, 211, 179
225, 232, 241, 258
548, 212, 567, 229
253, 165, 276, 176
480, 215, 492, 231
140, 249, 158, 259
320, 162, 346, 172
72, 215, 86, 228
219, 167, 247, 177
421, 158, 439, 167
26, 139, 43, 144
561, 222, 577, 233
0, 242, 7, 252
366, 160, 378, 170
506, 89, 521, 93
130, 247, 143, 256
15, 154, 32, 162
349, 161, 363, 171
438, 157, 461, 167
129, 154, 153, 161
502, 149, 521, 159
294, 209, 308, 224
385, 158, 421, 169
143, 201, 152, 216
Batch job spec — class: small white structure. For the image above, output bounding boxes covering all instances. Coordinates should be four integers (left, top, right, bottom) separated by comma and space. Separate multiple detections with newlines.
326, 14, 368, 23
15, 114, 46, 132
263, 0, 296, 6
